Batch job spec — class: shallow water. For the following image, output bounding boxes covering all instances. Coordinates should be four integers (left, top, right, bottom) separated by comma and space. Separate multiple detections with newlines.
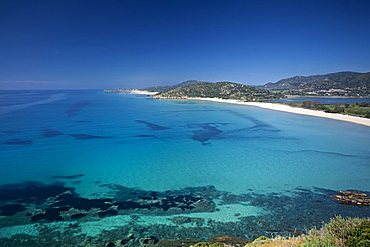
0, 90, 369, 245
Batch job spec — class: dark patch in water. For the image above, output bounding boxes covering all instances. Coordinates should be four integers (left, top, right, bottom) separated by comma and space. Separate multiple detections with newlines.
0, 204, 26, 216
98, 209, 118, 217
52, 174, 84, 179
225, 126, 281, 139
70, 134, 111, 140
3, 139, 33, 145
75, 120, 91, 123
43, 129, 63, 137
116, 201, 149, 210
66, 100, 90, 117
108, 184, 215, 212
1, 182, 370, 244
190, 123, 223, 144
71, 180, 82, 185
70, 213, 86, 219
136, 120, 170, 130
225, 110, 268, 126
289, 149, 357, 158
1, 130, 20, 135
31, 207, 69, 222
52, 193, 113, 211
133, 134, 158, 138
246, 124, 280, 133
0, 182, 70, 203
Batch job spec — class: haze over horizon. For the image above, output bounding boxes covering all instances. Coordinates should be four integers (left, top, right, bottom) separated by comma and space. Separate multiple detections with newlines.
1, 0, 370, 89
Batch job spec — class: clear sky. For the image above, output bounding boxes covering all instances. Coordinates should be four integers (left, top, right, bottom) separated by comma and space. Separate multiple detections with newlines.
1, 0, 370, 89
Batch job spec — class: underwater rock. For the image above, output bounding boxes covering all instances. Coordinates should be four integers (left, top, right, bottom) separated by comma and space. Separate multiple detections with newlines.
136, 120, 170, 130
43, 129, 63, 137
52, 174, 84, 179
53, 193, 113, 210
0, 204, 26, 216
1, 129, 20, 134
120, 233, 135, 246
191, 123, 223, 144
140, 236, 159, 245
0, 182, 70, 203
106, 241, 115, 247
171, 216, 192, 224
98, 209, 118, 217
70, 134, 111, 140
117, 201, 149, 210
70, 213, 86, 219
3, 139, 33, 145
133, 134, 158, 138
171, 216, 205, 226
75, 120, 91, 123
335, 191, 370, 206
66, 100, 90, 117
31, 207, 70, 222
192, 199, 215, 212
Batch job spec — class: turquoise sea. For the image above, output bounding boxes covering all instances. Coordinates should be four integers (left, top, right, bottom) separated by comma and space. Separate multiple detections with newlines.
0, 90, 370, 245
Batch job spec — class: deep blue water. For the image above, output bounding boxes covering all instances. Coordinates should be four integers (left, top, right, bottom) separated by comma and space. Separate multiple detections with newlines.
272, 96, 370, 104
0, 90, 369, 244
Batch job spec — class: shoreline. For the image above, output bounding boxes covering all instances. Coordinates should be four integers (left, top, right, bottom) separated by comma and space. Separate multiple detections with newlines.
104, 89, 159, 95
184, 97, 370, 127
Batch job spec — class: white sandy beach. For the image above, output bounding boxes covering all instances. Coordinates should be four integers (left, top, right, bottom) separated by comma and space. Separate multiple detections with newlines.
187, 97, 370, 127
104, 89, 159, 95
127, 90, 159, 95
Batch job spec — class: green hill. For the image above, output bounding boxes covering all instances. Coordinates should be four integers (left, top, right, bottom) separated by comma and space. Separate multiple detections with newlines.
154, 81, 283, 101
144, 80, 207, 93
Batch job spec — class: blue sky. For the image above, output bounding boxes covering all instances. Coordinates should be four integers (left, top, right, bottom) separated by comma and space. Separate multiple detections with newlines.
1, 0, 370, 89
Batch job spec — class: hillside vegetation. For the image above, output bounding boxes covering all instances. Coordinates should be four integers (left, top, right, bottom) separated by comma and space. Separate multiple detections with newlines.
154, 82, 283, 101
284, 101, 370, 118
190, 216, 370, 247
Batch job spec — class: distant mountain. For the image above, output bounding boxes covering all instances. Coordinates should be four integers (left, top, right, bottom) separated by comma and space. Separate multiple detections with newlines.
262, 71, 370, 96
154, 81, 283, 101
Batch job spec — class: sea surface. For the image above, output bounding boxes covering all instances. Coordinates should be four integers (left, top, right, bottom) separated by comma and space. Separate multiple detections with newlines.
0, 90, 370, 245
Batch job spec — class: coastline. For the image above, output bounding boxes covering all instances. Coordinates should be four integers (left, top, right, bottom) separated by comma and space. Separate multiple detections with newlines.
104, 89, 159, 95
184, 97, 370, 127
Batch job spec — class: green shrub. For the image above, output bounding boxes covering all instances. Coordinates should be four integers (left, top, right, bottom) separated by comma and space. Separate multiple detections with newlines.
347, 220, 370, 247
302, 216, 370, 247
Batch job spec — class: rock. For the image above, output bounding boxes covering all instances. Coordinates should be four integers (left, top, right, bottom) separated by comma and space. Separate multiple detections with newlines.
192, 199, 214, 212
120, 239, 129, 245
121, 233, 135, 246
335, 190, 370, 206
140, 236, 159, 245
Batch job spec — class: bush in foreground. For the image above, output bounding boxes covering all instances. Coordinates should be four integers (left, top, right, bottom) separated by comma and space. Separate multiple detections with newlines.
192, 216, 369, 247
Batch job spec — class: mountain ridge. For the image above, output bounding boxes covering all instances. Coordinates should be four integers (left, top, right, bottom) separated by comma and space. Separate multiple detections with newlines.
262, 71, 370, 96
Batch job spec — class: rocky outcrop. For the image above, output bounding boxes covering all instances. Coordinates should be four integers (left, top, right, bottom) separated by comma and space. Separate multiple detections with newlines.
335, 191, 370, 206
